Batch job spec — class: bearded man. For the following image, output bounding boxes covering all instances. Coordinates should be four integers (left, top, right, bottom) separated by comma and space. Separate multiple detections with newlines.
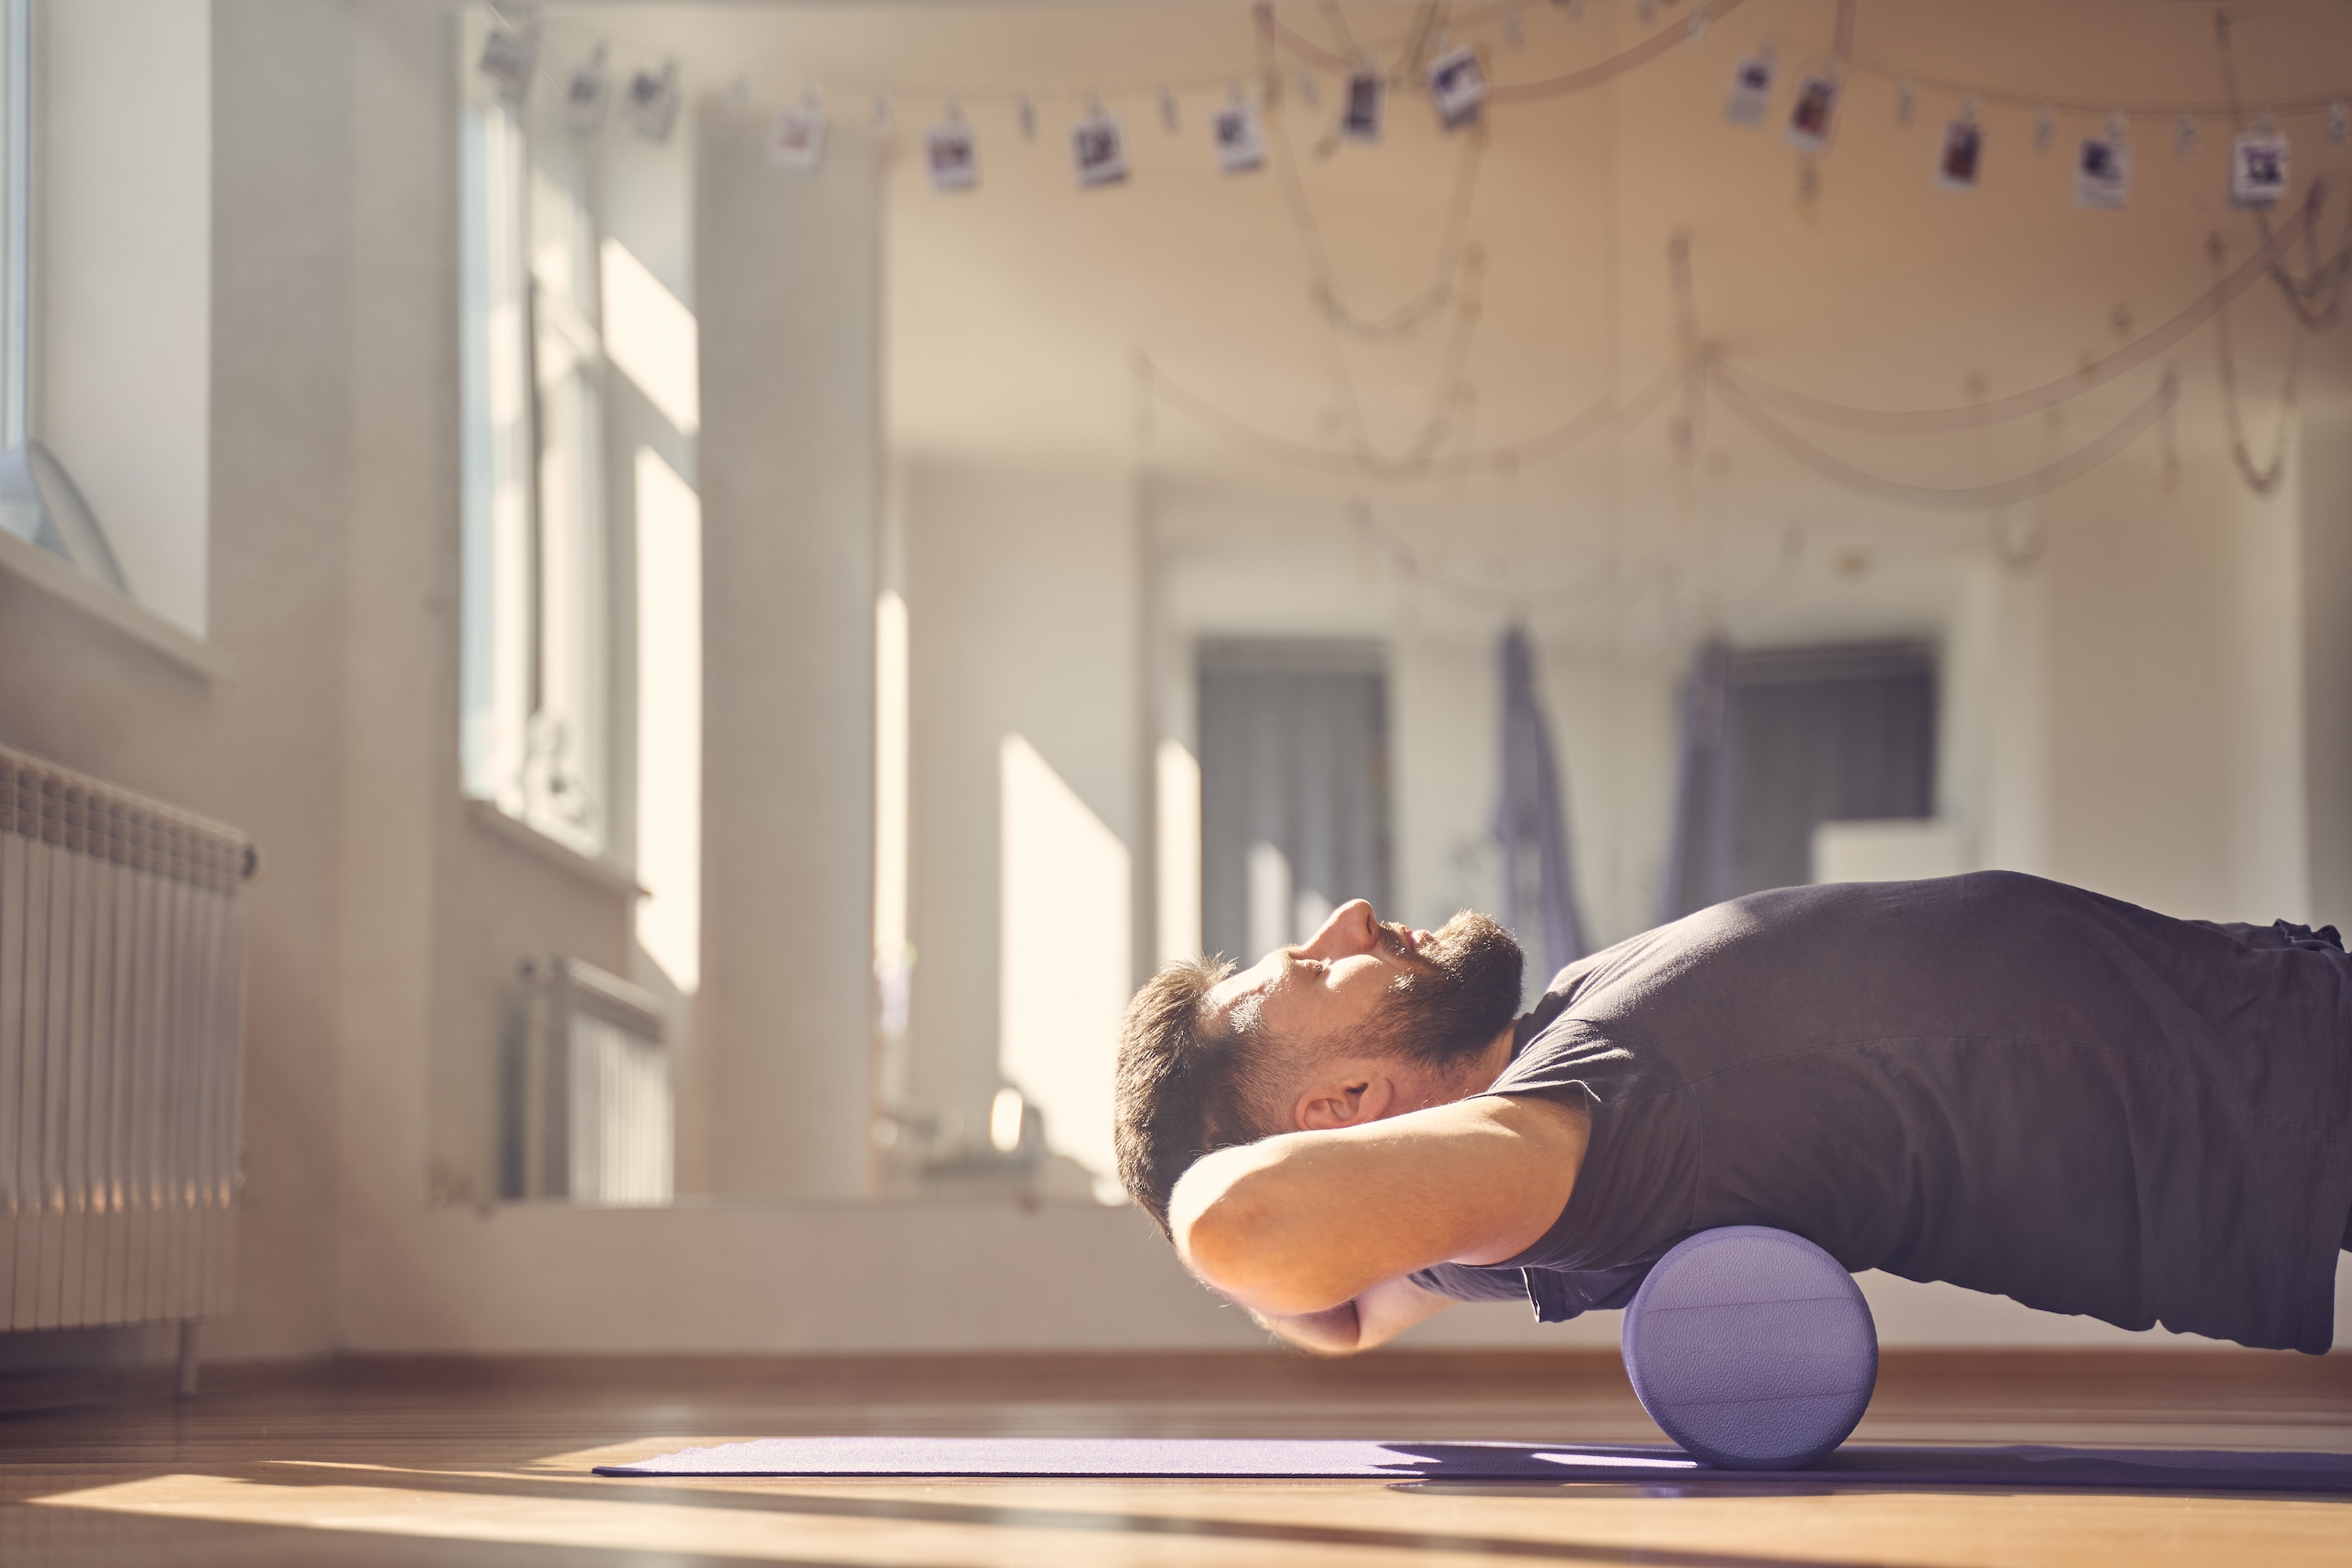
1112, 873, 2352, 1356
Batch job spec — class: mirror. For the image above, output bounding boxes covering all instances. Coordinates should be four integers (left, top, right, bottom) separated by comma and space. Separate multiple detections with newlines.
425, 2, 2319, 1210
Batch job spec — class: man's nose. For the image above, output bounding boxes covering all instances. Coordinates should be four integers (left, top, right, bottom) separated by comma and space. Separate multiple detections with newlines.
1299, 899, 1381, 959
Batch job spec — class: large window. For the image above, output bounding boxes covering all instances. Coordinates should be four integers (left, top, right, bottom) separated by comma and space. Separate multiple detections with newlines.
459, 34, 610, 855
457, 7, 703, 988
0, 0, 140, 607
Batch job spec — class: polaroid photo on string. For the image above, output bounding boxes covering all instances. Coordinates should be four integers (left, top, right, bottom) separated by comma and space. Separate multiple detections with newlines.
564, 48, 609, 133
1785, 72, 1839, 153
478, 25, 536, 103
2074, 133, 2130, 209
1427, 46, 1488, 129
2230, 131, 2288, 205
1073, 111, 1130, 187
1214, 100, 1266, 174
1343, 70, 1385, 142
767, 108, 828, 172
626, 60, 681, 142
1725, 49, 1774, 126
926, 122, 978, 191
1938, 114, 1984, 191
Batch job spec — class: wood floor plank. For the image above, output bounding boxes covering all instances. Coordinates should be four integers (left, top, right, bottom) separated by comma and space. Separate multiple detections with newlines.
1, 1350, 2346, 1566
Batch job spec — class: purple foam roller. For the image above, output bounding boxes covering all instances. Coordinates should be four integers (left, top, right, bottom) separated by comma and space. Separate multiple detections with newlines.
1619, 1226, 1878, 1470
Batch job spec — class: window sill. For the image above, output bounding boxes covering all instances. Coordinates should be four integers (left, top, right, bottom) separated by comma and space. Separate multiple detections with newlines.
0, 525, 230, 682
465, 797, 644, 900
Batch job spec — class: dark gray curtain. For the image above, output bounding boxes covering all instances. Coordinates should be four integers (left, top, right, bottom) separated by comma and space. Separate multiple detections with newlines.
1661, 642, 1936, 921
1494, 626, 1587, 979
1197, 641, 1392, 965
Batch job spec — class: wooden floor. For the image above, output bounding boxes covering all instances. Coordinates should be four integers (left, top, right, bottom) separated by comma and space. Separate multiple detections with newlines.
2, 1349, 2348, 1566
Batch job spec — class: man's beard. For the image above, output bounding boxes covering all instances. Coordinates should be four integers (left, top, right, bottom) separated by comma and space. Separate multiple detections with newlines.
1365, 910, 1525, 1069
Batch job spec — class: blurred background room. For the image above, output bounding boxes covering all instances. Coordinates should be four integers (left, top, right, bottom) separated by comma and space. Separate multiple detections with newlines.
0, 0, 2348, 1498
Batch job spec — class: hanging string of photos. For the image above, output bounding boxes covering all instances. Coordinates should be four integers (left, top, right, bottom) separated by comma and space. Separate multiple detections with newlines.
477, 2, 2350, 209
478, 0, 2351, 506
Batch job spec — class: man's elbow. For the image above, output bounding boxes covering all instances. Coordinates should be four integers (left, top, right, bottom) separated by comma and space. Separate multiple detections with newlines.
1171, 1160, 1342, 1315
1171, 1174, 1275, 1295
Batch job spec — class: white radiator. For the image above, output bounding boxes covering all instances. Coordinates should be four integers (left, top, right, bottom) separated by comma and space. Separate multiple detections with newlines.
502, 955, 672, 1206
0, 743, 250, 1333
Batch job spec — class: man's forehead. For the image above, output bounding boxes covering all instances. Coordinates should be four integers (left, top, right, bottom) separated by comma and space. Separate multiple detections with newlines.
1206, 956, 1284, 1023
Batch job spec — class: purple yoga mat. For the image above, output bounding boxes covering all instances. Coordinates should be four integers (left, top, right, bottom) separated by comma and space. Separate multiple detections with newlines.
594, 1436, 2352, 1493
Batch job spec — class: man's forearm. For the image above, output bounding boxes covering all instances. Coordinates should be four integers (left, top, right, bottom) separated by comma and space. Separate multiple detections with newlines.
1253, 1276, 1456, 1356
1171, 1094, 1584, 1316
1254, 1301, 1363, 1356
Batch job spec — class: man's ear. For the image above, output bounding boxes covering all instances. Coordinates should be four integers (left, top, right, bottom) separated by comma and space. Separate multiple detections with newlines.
1294, 1069, 1398, 1131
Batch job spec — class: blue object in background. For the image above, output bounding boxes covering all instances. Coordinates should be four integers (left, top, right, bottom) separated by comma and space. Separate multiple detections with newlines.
1494, 626, 1586, 979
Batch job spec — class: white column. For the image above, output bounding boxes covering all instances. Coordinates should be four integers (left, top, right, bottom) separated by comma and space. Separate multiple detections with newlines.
695, 101, 877, 1197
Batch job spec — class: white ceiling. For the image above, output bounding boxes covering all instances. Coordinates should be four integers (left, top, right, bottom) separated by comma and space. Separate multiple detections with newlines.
559, 1, 2352, 639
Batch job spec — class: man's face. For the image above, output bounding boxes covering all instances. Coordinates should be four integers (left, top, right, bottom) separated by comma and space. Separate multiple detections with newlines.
1205, 901, 1525, 1085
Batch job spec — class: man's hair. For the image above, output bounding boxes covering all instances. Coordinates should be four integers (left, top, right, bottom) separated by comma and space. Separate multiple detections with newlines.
1112, 956, 1276, 1237
1113, 913, 1525, 1236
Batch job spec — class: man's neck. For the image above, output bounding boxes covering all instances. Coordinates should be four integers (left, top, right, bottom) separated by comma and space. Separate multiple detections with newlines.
1464, 1024, 1520, 1096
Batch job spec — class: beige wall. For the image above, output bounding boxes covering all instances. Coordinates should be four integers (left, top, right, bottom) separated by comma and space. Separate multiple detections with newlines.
899, 460, 1145, 1148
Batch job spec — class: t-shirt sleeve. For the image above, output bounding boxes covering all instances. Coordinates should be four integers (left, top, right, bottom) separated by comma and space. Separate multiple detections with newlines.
1408, 1261, 1654, 1321
1479, 1016, 1670, 1107
1407, 1262, 1533, 1303
1475, 1014, 1703, 1279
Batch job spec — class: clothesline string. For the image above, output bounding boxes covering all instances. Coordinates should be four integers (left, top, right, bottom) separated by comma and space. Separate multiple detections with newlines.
1710, 362, 2180, 511
1486, 0, 1752, 104
1140, 355, 1686, 477
514, 3, 2352, 125
1253, 3, 1491, 340
1151, 351, 2186, 512
2213, 10, 2349, 332
1352, 499, 1668, 607
1717, 186, 2322, 434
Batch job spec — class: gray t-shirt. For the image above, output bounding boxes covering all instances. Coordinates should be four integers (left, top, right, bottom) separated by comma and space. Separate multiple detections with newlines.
1413, 872, 2352, 1353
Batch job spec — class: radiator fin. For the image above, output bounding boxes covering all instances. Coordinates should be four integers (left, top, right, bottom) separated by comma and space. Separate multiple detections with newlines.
502, 955, 672, 1207
0, 744, 250, 1331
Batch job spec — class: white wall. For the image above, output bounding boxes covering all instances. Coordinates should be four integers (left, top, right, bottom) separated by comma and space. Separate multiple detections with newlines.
1971, 435, 2310, 924
899, 460, 1143, 1152
2304, 387, 2352, 927
38, 0, 211, 633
